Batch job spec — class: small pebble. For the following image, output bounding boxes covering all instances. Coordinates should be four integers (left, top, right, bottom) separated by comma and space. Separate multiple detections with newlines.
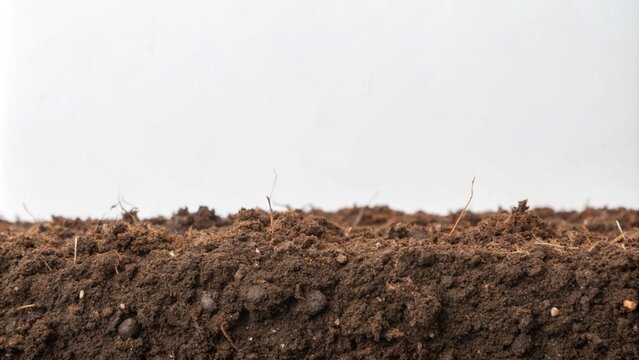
336, 254, 348, 264
550, 307, 560, 317
623, 300, 637, 311
117, 318, 140, 340
119, 303, 126, 310
79, 290, 85, 299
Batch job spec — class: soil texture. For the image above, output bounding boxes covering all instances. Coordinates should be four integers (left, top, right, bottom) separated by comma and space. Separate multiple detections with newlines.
1, 203, 638, 359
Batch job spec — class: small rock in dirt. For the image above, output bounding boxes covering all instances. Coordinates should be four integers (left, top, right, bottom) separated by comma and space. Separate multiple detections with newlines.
336, 254, 348, 264
304, 290, 327, 316
511, 333, 532, 356
200, 291, 217, 311
117, 318, 140, 340
550, 307, 560, 317
79, 290, 85, 299
623, 300, 637, 311
243, 285, 267, 309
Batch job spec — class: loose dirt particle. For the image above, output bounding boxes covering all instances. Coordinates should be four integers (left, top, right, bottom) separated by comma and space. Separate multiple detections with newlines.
117, 318, 139, 340
550, 307, 560, 317
335, 254, 348, 264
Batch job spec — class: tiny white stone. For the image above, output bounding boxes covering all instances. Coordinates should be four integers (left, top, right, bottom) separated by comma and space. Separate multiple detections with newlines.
255, 248, 261, 254
79, 290, 85, 299
119, 303, 126, 309
248, 337, 253, 341
550, 307, 560, 317
169, 250, 176, 257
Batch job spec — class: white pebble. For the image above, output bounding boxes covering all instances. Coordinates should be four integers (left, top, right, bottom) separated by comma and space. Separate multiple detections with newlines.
550, 307, 559, 317
119, 303, 126, 309
79, 290, 85, 299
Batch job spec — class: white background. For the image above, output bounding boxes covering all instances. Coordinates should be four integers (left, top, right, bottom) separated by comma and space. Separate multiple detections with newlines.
1, 0, 638, 220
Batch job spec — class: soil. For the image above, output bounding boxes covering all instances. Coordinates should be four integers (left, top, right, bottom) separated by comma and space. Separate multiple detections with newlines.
1, 202, 638, 359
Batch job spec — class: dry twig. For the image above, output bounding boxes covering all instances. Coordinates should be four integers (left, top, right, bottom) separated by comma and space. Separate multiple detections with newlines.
220, 322, 239, 352
616, 220, 624, 235
612, 220, 626, 243
449, 177, 476, 236
266, 196, 274, 235
74, 236, 79, 264
16, 304, 36, 310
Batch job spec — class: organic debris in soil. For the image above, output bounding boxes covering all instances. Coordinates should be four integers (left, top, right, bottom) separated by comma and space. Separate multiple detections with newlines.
0, 204, 638, 359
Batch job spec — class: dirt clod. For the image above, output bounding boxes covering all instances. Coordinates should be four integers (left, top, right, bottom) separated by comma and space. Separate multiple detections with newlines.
303, 290, 327, 316
243, 285, 267, 310
200, 291, 217, 311
511, 333, 532, 356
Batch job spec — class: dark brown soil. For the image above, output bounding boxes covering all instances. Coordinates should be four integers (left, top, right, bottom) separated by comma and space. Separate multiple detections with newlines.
1, 203, 638, 359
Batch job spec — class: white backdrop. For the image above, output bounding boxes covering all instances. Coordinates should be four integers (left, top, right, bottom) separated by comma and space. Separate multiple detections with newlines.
1, 0, 638, 219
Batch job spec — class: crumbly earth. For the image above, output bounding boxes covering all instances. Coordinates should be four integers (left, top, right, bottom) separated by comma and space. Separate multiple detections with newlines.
0, 203, 638, 359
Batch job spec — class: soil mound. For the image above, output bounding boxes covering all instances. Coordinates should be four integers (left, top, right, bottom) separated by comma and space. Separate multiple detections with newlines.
1, 204, 638, 359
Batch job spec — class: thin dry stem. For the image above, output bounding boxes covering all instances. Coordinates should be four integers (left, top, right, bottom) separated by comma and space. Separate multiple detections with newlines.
44, 260, 53, 273
22, 203, 36, 223
266, 196, 274, 234
220, 323, 239, 352
74, 236, 79, 264
16, 304, 36, 310
449, 177, 476, 236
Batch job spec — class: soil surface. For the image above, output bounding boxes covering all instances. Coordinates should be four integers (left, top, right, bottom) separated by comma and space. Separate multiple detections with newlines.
1, 203, 638, 359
